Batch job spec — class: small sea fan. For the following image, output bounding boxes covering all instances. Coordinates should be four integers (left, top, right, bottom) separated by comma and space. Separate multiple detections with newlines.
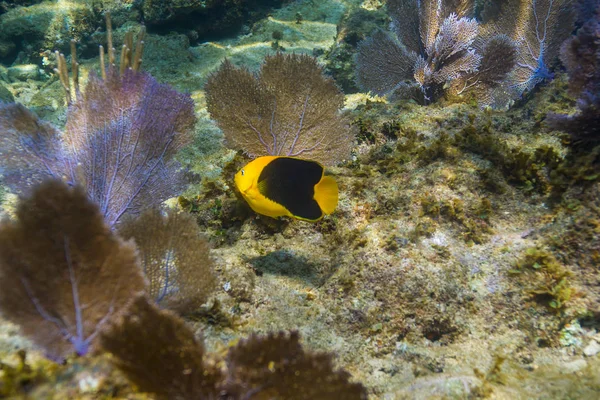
118, 208, 217, 314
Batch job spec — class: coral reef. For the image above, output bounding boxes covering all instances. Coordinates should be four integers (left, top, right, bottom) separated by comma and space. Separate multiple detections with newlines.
1, 1, 600, 399
205, 53, 353, 165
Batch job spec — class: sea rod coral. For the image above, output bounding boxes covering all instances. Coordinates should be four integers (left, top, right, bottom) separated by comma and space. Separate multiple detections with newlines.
205, 53, 353, 166
356, 0, 517, 104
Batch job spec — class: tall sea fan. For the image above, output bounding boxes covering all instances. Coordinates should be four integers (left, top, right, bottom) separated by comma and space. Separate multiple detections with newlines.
63, 69, 196, 227
0, 180, 146, 361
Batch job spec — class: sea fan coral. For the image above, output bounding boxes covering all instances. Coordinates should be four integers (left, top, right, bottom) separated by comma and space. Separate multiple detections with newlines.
205, 53, 353, 166
117, 208, 217, 313
485, 0, 575, 95
0, 103, 68, 194
356, 0, 517, 104
547, 2, 600, 143
0, 68, 196, 228
101, 295, 220, 400
0, 180, 145, 361
102, 295, 368, 400
63, 69, 196, 228
224, 331, 367, 399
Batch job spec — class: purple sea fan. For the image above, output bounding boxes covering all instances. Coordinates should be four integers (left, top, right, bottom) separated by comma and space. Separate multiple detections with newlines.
63, 69, 196, 228
547, 2, 600, 143
0, 68, 196, 228
0, 103, 69, 193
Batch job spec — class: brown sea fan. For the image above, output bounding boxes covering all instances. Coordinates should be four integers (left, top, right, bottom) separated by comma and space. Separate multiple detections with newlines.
205, 53, 353, 166
101, 294, 220, 400
102, 295, 368, 400
0, 180, 146, 361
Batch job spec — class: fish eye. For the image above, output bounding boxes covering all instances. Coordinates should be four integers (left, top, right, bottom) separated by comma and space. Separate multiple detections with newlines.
241, 169, 245, 176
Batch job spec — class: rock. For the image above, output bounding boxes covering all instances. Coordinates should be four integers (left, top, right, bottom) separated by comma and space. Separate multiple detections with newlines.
0, 1, 97, 60
7, 64, 41, 81
561, 359, 588, 374
142, 0, 207, 25
0, 39, 16, 58
583, 340, 600, 357
0, 64, 8, 82
0, 83, 14, 102
0, 3, 54, 39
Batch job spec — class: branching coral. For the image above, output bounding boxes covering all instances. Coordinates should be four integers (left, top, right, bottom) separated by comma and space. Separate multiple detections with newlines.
0, 180, 146, 361
101, 294, 368, 400
356, 0, 517, 104
205, 53, 353, 166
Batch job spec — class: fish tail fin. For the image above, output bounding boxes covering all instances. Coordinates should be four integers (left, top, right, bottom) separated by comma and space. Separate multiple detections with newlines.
314, 176, 338, 215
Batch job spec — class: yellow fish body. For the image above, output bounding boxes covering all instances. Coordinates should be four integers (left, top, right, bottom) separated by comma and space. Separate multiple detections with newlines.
234, 156, 338, 222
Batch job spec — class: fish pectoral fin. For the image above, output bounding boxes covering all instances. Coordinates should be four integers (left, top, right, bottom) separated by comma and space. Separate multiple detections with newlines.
256, 177, 269, 196
314, 176, 338, 215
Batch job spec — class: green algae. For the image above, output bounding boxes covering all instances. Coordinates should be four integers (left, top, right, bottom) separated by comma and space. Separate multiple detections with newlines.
511, 247, 573, 311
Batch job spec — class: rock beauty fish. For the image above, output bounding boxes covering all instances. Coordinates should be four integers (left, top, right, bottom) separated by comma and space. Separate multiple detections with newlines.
234, 156, 338, 222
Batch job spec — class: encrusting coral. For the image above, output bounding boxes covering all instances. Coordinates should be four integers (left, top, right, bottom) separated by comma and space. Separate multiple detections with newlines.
205, 53, 353, 166
0, 180, 146, 361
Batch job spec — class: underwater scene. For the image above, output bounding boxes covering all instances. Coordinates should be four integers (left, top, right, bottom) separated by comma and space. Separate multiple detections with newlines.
0, 0, 600, 398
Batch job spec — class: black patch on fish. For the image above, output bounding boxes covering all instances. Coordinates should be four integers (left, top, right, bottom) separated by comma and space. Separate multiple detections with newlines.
257, 157, 323, 220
